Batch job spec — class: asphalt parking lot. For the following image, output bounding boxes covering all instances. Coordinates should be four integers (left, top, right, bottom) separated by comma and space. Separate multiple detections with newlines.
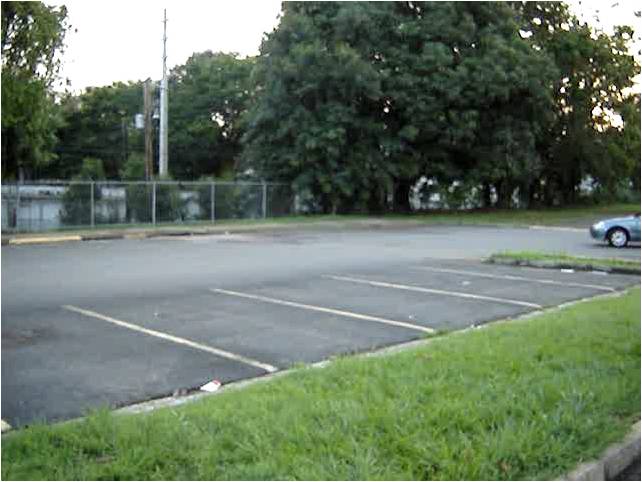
2, 225, 639, 429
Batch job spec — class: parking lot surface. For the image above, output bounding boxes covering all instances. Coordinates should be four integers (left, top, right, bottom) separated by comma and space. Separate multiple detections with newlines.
2, 225, 639, 428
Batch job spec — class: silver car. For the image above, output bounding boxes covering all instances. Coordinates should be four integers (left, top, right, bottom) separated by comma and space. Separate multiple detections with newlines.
590, 213, 641, 248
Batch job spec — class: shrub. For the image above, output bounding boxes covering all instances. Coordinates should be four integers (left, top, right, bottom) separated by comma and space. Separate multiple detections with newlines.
60, 158, 105, 226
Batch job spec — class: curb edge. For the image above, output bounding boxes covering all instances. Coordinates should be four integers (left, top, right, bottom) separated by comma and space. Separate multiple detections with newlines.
565, 421, 640, 480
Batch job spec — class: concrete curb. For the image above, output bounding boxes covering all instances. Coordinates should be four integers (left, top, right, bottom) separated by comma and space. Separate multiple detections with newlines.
564, 421, 640, 481
0, 219, 470, 246
487, 258, 641, 276
529, 224, 587, 233
1, 218, 595, 246
1, 220, 419, 246
7, 235, 82, 245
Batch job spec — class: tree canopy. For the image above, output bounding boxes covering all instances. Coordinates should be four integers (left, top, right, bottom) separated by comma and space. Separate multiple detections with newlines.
4, 1, 639, 212
168, 51, 254, 179
1, 1, 70, 180
45, 82, 144, 179
242, 1, 560, 212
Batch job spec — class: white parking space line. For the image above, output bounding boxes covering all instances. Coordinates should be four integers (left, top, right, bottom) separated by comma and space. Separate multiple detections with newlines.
324, 275, 542, 309
209, 288, 435, 334
62, 305, 277, 373
414, 266, 616, 292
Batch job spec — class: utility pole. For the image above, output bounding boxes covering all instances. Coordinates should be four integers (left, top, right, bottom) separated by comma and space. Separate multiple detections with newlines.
143, 79, 154, 180
159, 8, 168, 177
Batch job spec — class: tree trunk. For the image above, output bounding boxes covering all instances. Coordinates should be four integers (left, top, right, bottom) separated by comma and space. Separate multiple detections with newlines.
367, 187, 385, 214
481, 183, 493, 208
495, 180, 513, 209
393, 182, 411, 213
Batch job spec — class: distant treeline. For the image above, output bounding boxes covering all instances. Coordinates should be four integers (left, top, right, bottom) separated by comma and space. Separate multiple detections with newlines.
2, 1, 640, 212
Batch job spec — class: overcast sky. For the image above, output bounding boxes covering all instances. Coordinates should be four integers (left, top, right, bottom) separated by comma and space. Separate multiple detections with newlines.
50, 0, 283, 91
49, 0, 641, 93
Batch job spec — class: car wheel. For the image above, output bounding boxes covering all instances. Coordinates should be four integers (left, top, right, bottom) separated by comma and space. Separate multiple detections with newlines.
607, 227, 629, 248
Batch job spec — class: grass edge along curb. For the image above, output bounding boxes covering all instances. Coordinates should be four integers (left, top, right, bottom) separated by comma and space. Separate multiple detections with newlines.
563, 420, 641, 480
486, 251, 641, 275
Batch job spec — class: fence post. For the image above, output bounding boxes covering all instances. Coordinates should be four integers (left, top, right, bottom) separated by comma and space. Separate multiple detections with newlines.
14, 184, 21, 232
152, 181, 156, 225
90, 181, 95, 227
262, 182, 267, 219
210, 182, 216, 223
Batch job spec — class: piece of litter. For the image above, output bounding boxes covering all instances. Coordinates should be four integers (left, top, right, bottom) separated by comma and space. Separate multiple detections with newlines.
200, 380, 222, 393
462, 281, 471, 286
560, 269, 575, 273
590, 271, 608, 276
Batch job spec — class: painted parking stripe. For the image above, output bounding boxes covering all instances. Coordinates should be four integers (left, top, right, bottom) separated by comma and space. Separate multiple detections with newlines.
62, 305, 277, 373
9, 235, 82, 245
414, 266, 616, 292
324, 275, 542, 309
209, 288, 435, 334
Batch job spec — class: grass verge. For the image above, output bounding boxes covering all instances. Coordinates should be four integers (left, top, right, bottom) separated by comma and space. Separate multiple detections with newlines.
4, 202, 639, 237
2, 289, 640, 480
487, 250, 641, 273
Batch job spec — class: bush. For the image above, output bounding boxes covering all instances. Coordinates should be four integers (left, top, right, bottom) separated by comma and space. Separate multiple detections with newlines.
196, 177, 264, 220
59, 158, 105, 226
120, 153, 146, 181
156, 179, 188, 223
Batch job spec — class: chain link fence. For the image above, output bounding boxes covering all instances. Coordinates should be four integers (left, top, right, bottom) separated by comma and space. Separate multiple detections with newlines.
1, 181, 296, 233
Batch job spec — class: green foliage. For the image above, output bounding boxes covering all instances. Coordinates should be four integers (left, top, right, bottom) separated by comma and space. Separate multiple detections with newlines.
119, 153, 153, 222
59, 158, 105, 226
155, 179, 188, 223
1, 1, 69, 179
76, 157, 105, 180
242, 2, 558, 212
119, 152, 146, 180
514, 2, 640, 205
124, 183, 152, 223
14, 1, 637, 213
48, 82, 144, 179
168, 52, 254, 179
196, 178, 263, 220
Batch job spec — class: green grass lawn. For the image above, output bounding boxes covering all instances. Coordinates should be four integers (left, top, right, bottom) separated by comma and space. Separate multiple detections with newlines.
2, 288, 640, 480
488, 251, 641, 272
5, 202, 639, 237
392, 202, 639, 227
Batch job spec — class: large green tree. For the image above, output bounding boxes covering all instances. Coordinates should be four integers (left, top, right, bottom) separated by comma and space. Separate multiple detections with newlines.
47, 82, 144, 179
513, 1, 640, 205
242, 2, 386, 213
168, 51, 254, 179
375, 2, 556, 209
1, 1, 70, 180
242, 1, 557, 212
